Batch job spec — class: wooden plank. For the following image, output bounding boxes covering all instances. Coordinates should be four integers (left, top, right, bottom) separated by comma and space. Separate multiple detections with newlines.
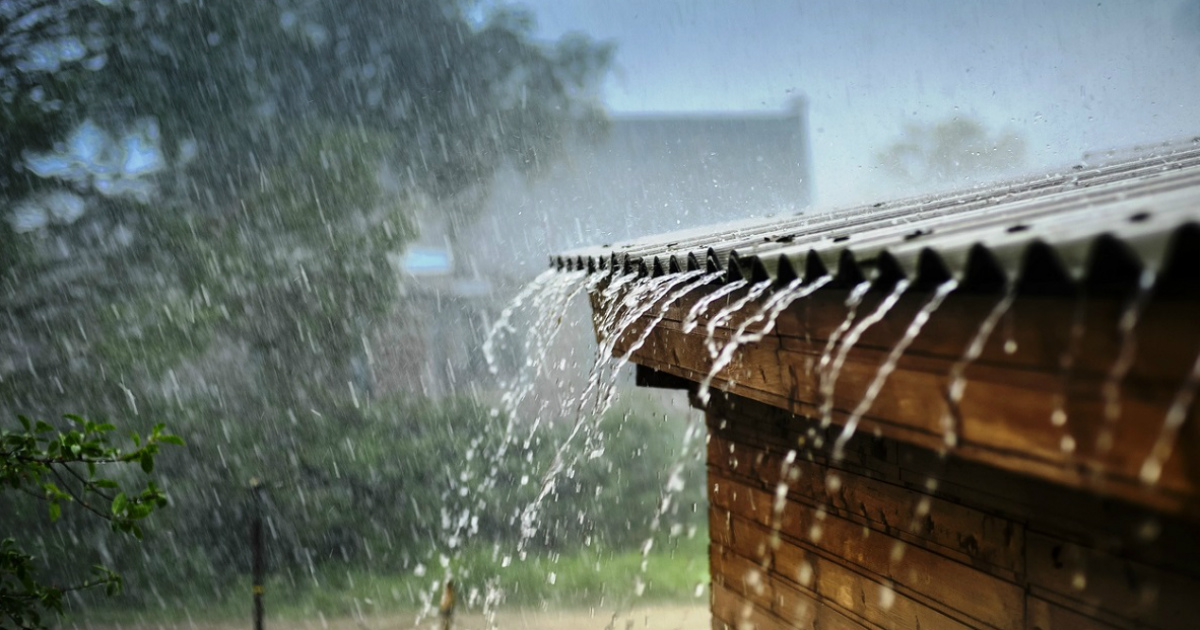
712, 581, 809, 630
713, 580, 869, 630
1026, 597, 1127, 630
711, 504, 735, 550
712, 543, 775, 612
894, 440, 1200, 574
1026, 531, 1200, 630
708, 392, 1200, 630
770, 541, 976, 630
623, 320, 1200, 518
649, 284, 1200, 387
712, 475, 1026, 630
707, 431, 1025, 579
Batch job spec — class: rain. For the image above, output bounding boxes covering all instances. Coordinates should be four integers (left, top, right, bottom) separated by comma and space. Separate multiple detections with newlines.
3, 2, 1200, 630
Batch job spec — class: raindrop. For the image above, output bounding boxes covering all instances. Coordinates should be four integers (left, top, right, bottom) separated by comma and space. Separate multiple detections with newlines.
879, 584, 896, 609
796, 560, 814, 586
1071, 572, 1088, 591
1139, 345, 1200, 485
833, 279, 957, 458
1098, 270, 1156, 452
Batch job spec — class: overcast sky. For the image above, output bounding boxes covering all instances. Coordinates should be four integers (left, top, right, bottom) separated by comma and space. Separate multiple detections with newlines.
513, 0, 1200, 207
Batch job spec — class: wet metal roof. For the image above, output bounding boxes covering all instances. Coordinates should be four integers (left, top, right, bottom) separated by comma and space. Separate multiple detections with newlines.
550, 144, 1200, 295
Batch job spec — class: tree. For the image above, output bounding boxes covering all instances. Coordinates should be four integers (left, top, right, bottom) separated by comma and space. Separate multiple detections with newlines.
1, 415, 180, 628
876, 116, 1027, 185
0, 0, 615, 604
1, 0, 613, 414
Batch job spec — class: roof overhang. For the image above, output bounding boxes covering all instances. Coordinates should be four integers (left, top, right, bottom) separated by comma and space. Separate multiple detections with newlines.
550, 146, 1200, 521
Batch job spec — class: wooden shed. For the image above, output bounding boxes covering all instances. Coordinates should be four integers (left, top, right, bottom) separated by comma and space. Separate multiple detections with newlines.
552, 147, 1200, 630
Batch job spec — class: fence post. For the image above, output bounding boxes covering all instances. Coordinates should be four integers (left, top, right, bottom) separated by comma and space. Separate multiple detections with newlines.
439, 579, 456, 630
250, 478, 265, 630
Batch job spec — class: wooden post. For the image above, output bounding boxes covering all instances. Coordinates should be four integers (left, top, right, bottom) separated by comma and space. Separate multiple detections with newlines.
439, 579, 456, 630
250, 478, 265, 630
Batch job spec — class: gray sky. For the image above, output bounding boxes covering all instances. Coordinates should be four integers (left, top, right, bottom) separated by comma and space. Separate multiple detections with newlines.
513, 0, 1200, 207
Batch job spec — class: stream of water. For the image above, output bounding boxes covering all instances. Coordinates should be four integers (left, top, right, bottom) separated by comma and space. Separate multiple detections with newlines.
1140, 346, 1200, 485
818, 280, 911, 442
461, 255, 1189, 627
940, 283, 1016, 449
831, 279, 958, 459
696, 275, 833, 405
1097, 270, 1157, 454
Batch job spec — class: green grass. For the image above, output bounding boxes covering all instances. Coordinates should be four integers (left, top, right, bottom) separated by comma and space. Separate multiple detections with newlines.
66, 533, 709, 625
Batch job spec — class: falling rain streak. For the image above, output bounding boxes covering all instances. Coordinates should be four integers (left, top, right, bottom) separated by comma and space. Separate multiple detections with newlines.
819, 280, 911, 440
696, 275, 833, 406
832, 279, 957, 459
1097, 270, 1156, 453
941, 283, 1017, 449
487, 245, 1199, 615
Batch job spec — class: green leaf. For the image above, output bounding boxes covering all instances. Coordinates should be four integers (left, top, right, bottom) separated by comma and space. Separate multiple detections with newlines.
93, 479, 119, 489
34, 420, 54, 434
112, 492, 128, 516
140, 454, 154, 473
48, 503, 61, 522
159, 435, 185, 446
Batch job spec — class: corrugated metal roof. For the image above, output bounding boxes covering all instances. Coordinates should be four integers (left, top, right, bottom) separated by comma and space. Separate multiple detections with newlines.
550, 144, 1200, 294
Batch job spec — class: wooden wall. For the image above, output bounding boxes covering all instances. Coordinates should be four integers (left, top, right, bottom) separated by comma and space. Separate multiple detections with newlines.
706, 393, 1200, 630
618, 284, 1200, 520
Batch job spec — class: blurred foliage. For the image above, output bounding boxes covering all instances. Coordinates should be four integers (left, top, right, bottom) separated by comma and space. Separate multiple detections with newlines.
1, 0, 613, 413
0, 0, 702, 621
1, 0, 614, 205
875, 116, 1027, 185
0, 415, 180, 628
3, 394, 704, 613
74, 534, 709, 625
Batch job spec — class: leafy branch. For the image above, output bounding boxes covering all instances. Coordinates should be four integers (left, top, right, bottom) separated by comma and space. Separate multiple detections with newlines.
0, 415, 182, 629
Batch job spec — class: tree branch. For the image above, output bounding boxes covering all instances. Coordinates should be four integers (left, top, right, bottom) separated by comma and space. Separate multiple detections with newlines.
47, 467, 112, 522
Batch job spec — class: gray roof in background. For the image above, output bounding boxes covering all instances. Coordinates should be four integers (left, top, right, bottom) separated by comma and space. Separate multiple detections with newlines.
551, 142, 1200, 295
463, 104, 811, 274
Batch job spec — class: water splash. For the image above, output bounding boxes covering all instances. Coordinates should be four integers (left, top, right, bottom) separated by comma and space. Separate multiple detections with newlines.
820, 280, 910, 436
696, 275, 833, 405
815, 281, 872, 429
832, 280, 957, 459
1097, 270, 1156, 453
426, 268, 589, 618
600, 270, 721, 408
703, 279, 774, 358
519, 269, 720, 551
682, 279, 748, 334
634, 415, 705, 592
581, 270, 711, 416
940, 284, 1016, 449
483, 269, 592, 464
482, 269, 557, 375
1139, 346, 1200, 485
1047, 294, 1088, 455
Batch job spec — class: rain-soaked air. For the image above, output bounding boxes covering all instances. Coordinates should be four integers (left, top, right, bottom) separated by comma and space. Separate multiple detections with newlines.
3, 3, 1200, 630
